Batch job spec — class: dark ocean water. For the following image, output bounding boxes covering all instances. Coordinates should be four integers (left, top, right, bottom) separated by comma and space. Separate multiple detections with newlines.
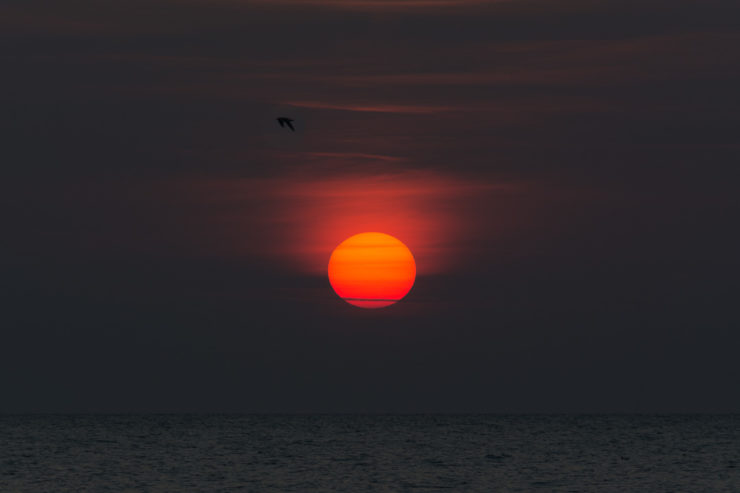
0, 414, 737, 492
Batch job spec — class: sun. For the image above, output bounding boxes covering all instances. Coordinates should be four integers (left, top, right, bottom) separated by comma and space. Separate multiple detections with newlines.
328, 232, 416, 309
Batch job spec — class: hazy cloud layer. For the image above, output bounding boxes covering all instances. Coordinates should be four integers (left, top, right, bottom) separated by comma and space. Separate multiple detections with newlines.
2, 0, 739, 412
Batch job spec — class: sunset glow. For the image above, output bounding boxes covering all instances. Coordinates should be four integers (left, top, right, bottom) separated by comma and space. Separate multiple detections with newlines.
328, 232, 416, 308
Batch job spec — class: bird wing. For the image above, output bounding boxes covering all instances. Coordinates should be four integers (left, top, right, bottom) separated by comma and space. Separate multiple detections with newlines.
277, 118, 285, 127
286, 120, 295, 131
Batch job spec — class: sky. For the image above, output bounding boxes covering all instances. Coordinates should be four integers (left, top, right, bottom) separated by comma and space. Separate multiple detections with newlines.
2, 0, 739, 413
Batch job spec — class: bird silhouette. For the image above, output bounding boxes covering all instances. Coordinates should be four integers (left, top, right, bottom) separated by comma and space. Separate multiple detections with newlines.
277, 117, 295, 131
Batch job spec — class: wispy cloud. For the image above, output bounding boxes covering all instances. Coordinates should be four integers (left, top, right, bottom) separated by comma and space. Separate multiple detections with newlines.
283, 100, 459, 114
302, 152, 406, 163
246, 0, 492, 10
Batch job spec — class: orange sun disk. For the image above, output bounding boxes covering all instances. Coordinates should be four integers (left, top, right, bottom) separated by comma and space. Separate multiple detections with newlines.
328, 232, 416, 308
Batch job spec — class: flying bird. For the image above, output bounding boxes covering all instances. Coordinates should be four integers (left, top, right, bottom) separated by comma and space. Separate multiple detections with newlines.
277, 117, 295, 131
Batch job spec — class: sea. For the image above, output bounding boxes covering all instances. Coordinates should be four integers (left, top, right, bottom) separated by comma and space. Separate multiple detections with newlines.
0, 414, 737, 492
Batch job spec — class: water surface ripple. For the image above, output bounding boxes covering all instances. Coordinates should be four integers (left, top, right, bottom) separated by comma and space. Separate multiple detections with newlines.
0, 415, 737, 492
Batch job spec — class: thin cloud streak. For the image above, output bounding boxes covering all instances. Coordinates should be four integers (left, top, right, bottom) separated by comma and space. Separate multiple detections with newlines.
283, 101, 459, 114
246, 0, 492, 10
303, 152, 406, 163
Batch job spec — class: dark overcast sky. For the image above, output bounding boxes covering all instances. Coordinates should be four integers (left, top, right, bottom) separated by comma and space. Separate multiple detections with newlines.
2, 0, 739, 412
